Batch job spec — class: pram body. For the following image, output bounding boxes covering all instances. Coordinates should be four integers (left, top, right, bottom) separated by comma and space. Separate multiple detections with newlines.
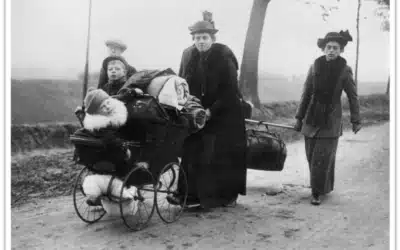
70, 93, 193, 230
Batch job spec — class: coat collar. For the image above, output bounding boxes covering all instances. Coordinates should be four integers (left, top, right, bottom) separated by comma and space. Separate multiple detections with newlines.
187, 43, 239, 69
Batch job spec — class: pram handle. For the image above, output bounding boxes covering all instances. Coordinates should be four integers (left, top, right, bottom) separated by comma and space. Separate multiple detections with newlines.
245, 119, 295, 130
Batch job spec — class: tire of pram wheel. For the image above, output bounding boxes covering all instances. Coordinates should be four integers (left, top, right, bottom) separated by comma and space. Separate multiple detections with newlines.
119, 165, 156, 231
155, 162, 188, 223
73, 166, 106, 224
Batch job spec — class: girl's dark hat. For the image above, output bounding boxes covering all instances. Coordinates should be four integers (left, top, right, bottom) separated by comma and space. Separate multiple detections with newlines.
317, 30, 353, 49
189, 21, 218, 35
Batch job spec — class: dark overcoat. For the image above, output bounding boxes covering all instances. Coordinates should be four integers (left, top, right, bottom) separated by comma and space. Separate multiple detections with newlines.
295, 56, 361, 138
178, 43, 247, 208
295, 56, 361, 195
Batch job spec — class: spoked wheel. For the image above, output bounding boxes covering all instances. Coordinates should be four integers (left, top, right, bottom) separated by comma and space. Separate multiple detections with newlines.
73, 167, 106, 223
156, 162, 188, 223
119, 166, 156, 231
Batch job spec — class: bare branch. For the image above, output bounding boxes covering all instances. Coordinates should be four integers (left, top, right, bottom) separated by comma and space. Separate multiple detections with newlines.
297, 0, 340, 21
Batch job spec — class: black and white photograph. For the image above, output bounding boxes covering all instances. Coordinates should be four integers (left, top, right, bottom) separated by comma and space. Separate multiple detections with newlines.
7, 0, 394, 249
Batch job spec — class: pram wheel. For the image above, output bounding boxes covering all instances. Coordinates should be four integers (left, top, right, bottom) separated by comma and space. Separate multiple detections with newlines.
119, 165, 156, 231
73, 167, 106, 223
156, 162, 188, 223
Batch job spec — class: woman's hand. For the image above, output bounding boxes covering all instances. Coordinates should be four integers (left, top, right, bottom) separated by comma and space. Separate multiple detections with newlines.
294, 119, 303, 132
352, 123, 362, 134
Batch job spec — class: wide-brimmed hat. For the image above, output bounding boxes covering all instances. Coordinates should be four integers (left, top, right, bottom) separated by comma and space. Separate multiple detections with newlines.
105, 39, 127, 52
317, 30, 353, 49
84, 88, 110, 114
189, 20, 218, 35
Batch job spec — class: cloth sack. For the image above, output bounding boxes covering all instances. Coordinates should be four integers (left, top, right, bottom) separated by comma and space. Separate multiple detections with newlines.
148, 75, 190, 110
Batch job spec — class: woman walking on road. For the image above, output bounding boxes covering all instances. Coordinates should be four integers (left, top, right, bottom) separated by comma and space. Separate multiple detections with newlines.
294, 30, 362, 205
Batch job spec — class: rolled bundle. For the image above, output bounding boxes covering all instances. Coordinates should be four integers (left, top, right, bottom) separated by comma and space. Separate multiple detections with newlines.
101, 193, 138, 217
82, 174, 135, 199
181, 97, 207, 132
147, 75, 190, 110
147, 75, 174, 98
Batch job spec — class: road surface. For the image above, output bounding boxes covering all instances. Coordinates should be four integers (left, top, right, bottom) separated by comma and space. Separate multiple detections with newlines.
12, 123, 390, 250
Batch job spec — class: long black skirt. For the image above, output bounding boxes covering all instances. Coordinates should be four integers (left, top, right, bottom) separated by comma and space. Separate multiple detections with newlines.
305, 137, 339, 195
178, 128, 247, 208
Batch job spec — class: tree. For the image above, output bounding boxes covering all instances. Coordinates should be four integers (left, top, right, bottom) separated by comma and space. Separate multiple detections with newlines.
373, 0, 390, 94
355, 0, 361, 86
239, 0, 271, 108
300, 1, 339, 21
239, 0, 341, 108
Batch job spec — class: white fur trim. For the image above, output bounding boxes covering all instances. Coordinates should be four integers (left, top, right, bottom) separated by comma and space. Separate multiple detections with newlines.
83, 100, 128, 131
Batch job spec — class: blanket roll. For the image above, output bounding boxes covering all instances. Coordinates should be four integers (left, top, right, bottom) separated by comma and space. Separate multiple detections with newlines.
82, 174, 136, 199
101, 196, 138, 217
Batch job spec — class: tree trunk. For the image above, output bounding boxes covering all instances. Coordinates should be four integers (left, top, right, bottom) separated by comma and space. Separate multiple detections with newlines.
355, 0, 361, 87
386, 76, 390, 95
239, 0, 270, 108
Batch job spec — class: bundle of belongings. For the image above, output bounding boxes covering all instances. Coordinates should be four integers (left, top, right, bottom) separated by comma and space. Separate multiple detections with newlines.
117, 68, 206, 131
74, 69, 207, 209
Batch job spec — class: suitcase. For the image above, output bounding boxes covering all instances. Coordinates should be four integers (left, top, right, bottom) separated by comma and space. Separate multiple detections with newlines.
246, 128, 287, 171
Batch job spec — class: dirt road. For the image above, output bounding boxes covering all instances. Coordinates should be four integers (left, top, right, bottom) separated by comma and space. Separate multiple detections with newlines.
12, 123, 390, 250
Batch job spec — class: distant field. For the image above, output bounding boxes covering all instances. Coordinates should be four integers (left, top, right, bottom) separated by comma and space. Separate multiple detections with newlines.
11, 77, 387, 124
258, 76, 388, 103
12, 78, 98, 124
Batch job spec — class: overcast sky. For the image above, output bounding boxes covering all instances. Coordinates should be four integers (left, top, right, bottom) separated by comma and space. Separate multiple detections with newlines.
12, 0, 389, 82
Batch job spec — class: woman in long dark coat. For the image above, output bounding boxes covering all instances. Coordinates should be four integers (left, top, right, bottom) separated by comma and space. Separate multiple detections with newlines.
169, 20, 247, 209
294, 30, 362, 205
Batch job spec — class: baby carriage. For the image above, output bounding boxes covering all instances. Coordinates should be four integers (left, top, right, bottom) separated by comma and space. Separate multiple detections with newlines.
70, 88, 205, 231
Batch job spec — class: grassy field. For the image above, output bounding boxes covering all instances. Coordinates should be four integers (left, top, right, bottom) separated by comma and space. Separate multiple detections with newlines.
11, 78, 98, 124
11, 76, 387, 124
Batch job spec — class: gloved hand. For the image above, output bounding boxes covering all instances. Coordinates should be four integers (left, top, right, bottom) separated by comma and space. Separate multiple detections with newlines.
294, 119, 303, 132
75, 106, 84, 114
352, 123, 362, 134
75, 106, 85, 123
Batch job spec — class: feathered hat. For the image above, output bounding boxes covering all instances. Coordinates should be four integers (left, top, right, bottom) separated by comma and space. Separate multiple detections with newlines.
317, 30, 353, 49
189, 11, 218, 34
